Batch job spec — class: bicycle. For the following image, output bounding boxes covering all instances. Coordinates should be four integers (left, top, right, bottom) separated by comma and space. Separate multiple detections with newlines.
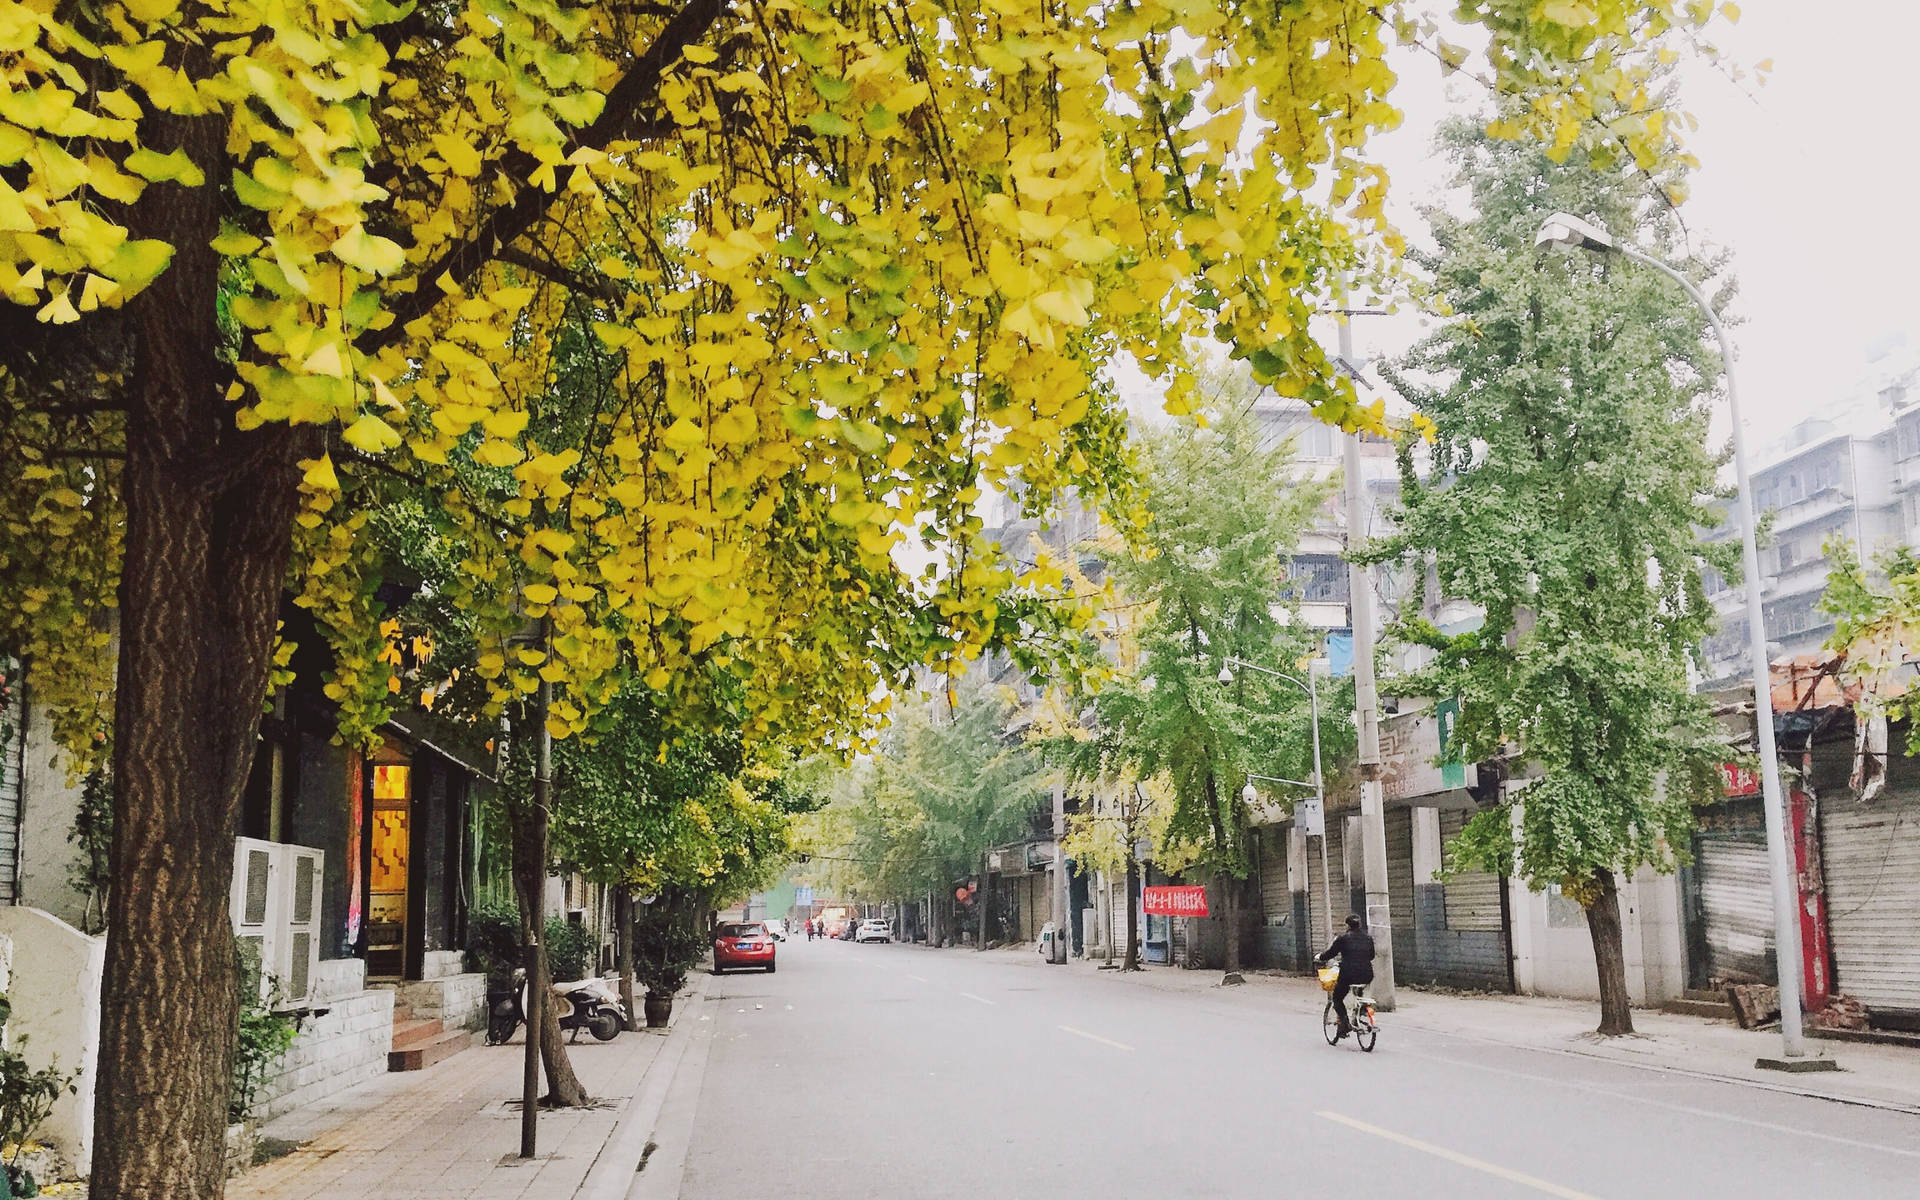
1318, 967, 1378, 1052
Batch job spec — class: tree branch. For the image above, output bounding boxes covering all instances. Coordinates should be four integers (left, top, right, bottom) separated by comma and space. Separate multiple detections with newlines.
496, 246, 625, 303
360, 0, 728, 357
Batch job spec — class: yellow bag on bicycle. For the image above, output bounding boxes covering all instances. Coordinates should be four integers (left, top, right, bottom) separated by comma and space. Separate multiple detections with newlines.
1317, 965, 1339, 992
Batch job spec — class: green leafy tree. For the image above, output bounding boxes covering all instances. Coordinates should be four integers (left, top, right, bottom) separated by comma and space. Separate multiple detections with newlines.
1366, 113, 1738, 1035
810, 677, 1046, 945
1050, 391, 1336, 974
1821, 541, 1920, 753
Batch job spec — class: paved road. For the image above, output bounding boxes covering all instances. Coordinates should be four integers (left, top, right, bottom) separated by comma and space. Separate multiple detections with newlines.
650, 939, 1920, 1199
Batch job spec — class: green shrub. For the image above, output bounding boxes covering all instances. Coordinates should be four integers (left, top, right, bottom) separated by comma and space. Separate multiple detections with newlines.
544, 917, 597, 983
230, 944, 298, 1124
465, 897, 523, 988
633, 905, 707, 997
0, 991, 77, 1198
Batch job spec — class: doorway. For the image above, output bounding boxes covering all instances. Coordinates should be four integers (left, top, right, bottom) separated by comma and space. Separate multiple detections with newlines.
366, 748, 412, 980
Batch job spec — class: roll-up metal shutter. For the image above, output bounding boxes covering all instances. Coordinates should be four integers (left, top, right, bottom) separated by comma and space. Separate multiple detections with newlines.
1387, 809, 1415, 947
1260, 827, 1292, 924
0, 681, 20, 903
1822, 791, 1920, 1013
1440, 809, 1504, 931
1693, 832, 1774, 985
1306, 820, 1345, 949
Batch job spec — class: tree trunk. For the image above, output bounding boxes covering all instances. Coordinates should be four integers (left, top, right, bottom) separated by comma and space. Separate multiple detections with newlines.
509, 793, 589, 1106
615, 887, 638, 1032
1221, 873, 1242, 974
1123, 857, 1141, 971
1585, 868, 1635, 1037
89, 74, 317, 1196
977, 852, 990, 950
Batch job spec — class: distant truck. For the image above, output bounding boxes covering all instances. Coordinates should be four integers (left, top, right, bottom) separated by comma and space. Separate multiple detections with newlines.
818, 907, 851, 937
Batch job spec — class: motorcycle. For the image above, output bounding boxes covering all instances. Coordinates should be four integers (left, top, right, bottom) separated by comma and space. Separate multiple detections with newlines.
487, 970, 626, 1045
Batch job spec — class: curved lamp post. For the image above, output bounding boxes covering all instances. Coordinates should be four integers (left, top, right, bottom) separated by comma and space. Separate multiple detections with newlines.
1534, 213, 1828, 1070
1219, 656, 1335, 943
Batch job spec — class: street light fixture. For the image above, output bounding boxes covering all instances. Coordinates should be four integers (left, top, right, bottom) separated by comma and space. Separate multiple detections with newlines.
1532, 212, 1830, 1072
1220, 655, 1335, 941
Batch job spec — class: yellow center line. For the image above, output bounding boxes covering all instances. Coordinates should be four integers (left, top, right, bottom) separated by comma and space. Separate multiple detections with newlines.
1317, 1112, 1598, 1200
1059, 1025, 1135, 1052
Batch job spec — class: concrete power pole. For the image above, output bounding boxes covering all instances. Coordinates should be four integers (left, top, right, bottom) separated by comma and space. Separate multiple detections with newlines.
1338, 308, 1396, 1011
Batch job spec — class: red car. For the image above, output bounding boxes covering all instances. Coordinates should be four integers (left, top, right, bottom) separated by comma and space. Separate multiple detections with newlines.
713, 922, 778, 974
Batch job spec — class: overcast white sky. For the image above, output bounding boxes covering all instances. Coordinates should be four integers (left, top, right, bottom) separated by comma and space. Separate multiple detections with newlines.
1320, 0, 1920, 448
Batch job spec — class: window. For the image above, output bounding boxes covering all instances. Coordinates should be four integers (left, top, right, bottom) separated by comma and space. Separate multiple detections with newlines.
1900, 417, 1920, 461
1281, 555, 1348, 604
1811, 455, 1842, 494
1776, 538, 1797, 572
1701, 567, 1728, 596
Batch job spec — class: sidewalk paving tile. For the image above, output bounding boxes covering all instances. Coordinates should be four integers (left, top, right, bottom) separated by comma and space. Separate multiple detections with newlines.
229, 1018, 675, 1200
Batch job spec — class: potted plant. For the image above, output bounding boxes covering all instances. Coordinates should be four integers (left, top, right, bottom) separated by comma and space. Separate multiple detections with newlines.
632, 904, 705, 1028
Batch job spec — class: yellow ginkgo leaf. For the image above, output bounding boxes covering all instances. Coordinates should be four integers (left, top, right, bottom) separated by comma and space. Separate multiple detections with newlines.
342, 413, 402, 453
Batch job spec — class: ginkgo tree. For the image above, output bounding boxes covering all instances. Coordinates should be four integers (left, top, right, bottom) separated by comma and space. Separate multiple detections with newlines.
0, 0, 1730, 1192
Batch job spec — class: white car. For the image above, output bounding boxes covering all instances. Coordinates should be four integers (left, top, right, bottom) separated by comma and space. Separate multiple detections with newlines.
762, 919, 787, 942
854, 919, 892, 943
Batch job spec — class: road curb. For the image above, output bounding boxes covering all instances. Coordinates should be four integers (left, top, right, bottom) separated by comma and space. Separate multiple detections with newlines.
572, 973, 712, 1200
1048, 949, 1920, 1117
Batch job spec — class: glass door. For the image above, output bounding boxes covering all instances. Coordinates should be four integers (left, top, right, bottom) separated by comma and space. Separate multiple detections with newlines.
366, 759, 411, 979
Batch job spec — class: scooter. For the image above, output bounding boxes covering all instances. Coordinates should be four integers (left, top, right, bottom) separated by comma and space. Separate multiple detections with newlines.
487, 970, 626, 1045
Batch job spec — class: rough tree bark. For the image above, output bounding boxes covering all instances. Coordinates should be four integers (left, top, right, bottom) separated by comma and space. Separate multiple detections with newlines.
509, 792, 589, 1106
615, 887, 638, 1031
1220, 873, 1243, 975
88, 61, 317, 1197
1585, 868, 1635, 1036
1123, 856, 1141, 971
977, 851, 990, 950
1204, 772, 1241, 974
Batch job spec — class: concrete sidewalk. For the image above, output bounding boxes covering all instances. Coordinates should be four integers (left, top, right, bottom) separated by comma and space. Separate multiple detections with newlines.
945, 943, 1920, 1113
229, 976, 707, 1200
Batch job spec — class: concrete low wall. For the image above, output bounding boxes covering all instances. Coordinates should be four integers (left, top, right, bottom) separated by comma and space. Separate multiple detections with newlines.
255, 958, 393, 1121
0, 907, 104, 1171
395, 972, 488, 1031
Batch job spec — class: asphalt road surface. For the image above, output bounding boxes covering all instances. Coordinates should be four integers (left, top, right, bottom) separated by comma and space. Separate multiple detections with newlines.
647, 938, 1920, 1199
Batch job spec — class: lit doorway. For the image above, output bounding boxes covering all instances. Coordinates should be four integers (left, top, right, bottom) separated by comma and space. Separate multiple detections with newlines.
366, 748, 412, 980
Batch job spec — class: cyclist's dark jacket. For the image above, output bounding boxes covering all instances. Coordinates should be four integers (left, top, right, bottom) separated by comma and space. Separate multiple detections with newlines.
1316, 931, 1375, 985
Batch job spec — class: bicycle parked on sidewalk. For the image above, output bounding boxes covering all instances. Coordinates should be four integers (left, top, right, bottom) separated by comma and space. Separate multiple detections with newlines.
1318, 964, 1378, 1052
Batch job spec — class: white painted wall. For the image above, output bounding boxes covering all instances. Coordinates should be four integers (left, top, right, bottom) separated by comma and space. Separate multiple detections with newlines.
15, 702, 90, 930
1506, 869, 1685, 1006
1503, 788, 1687, 1007
0, 907, 104, 1170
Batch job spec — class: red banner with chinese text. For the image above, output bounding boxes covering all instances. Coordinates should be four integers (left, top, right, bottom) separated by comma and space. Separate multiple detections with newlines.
1143, 885, 1210, 917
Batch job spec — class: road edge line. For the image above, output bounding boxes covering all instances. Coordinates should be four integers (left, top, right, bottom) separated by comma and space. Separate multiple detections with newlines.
573, 973, 711, 1200
1316, 1111, 1597, 1199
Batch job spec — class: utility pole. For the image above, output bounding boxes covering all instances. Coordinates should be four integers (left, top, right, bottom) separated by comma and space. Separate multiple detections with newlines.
1337, 305, 1397, 1010
521, 671, 551, 1156
1050, 780, 1069, 963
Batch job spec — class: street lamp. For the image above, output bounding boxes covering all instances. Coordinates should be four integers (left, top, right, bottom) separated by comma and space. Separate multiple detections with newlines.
1534, 212, 1829, 1071
1220, 656, 1335, 942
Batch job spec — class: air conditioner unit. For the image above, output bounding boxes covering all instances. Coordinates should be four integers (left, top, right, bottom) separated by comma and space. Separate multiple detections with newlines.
231, 837, 326, 1009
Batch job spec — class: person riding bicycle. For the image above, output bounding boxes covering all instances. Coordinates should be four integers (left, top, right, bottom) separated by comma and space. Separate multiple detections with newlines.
1315, 915, 1376, 1041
